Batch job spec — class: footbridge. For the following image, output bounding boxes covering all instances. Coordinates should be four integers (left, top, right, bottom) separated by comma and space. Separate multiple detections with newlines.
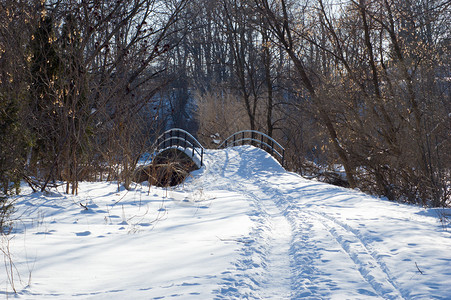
138, 128, 285, 186
218, 130, 285, 167
152, 128, 205, 168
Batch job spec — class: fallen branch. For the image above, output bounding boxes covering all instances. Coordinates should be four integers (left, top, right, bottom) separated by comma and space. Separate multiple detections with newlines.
217, 236, 252, 244
415, 262, 424, 275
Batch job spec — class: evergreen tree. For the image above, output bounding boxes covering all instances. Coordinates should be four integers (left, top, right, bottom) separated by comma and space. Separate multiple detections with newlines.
0, 90, 27, 231
28, 12, 61, 180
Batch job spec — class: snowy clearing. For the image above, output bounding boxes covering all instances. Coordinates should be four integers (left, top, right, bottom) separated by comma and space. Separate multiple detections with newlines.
2, 146, 451, 299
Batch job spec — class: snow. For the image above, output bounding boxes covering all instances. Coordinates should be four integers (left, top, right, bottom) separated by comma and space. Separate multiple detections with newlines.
2, 145, 451, 299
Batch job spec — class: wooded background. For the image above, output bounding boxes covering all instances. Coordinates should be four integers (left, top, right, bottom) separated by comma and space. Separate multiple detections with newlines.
0, 0, 449, 210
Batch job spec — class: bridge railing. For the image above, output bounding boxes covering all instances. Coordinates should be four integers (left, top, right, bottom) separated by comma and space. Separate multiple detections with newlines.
218, 130, 285, 167
153, 128, 204, 167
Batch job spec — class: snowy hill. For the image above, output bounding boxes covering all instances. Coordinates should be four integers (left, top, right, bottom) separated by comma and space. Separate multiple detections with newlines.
2, 146, 451, 299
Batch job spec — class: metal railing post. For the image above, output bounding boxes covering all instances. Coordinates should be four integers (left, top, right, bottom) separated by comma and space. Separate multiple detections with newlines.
164, 131, 168, 148
282, 149, 285, 167
201, 148, 203, 166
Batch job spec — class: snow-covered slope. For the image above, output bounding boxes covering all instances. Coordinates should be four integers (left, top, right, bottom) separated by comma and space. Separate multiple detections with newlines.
2, 146, 451, 299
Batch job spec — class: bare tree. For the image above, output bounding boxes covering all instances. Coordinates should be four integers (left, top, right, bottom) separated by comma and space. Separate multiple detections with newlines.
253, 0, 450, 204
12, 0, 189, 192
255, 0, 358, 187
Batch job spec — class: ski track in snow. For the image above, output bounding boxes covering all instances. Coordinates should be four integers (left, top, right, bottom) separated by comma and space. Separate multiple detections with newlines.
231, 180, 293, 299
310, 211, 404, 299
205, 146, 404, 299
196, 146, 402, 299
196, 147, 293, 299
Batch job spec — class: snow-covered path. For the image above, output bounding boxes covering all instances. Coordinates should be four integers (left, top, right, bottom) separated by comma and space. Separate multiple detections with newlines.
188, 146, 451, 299
2, 146, 451, 299
192, 147, 294, 298
202, 147, 386, 299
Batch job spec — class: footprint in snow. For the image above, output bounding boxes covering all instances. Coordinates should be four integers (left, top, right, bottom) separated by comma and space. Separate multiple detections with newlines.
75, 231, 91, 236
35, 230, 55, 235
